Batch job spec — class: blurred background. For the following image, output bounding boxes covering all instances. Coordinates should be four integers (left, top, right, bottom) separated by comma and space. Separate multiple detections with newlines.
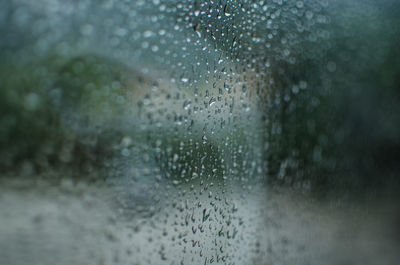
0, 0, 399, 264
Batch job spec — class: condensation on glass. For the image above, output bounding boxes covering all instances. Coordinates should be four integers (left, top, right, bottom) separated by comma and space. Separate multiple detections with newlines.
1, 0, 399, 265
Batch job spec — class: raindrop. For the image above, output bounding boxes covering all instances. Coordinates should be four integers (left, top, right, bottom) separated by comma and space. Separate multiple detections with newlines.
223, 4, 232, 17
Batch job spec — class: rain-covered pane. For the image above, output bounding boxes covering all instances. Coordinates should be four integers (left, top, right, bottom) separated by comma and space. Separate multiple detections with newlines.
1, 0, 399, 265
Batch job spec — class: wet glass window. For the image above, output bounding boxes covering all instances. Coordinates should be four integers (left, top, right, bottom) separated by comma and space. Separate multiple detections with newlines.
1, 1, 399, 264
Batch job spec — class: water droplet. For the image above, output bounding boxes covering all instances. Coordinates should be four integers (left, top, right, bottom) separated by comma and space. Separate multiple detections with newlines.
209, 97, 216, 106
24, 93, 40, 111
327, 61, 337, 72
172, 180, 180, 186
223, 4, 232, 17
143, 30, 153, 38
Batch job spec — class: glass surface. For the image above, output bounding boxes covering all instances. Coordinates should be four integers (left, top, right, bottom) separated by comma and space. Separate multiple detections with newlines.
1, 1, 399, 264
